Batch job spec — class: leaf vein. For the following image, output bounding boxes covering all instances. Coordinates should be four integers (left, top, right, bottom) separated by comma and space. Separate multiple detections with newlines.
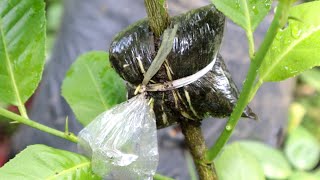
84, 64, 108, 109
242, 0, 253, 32
260, 26, 320, 81
0, 18, 24, 108
45, 162, 91, 180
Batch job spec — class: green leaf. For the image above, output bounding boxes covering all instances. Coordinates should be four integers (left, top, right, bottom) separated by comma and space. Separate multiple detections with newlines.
239, 141, 292, 179
259, 1, 320, 82
0, 0, 46, 105
62, 51, 126, 126
0, 144, 100, 180
289, 172, 319, 180
211, 0, 272, 32
284, 126, 320, 171
215, 143, 265, 180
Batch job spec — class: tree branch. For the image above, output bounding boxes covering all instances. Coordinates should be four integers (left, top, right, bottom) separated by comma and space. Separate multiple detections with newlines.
143, 1, 218, 179
180, 120, 217, 180
144, 0, 170, 37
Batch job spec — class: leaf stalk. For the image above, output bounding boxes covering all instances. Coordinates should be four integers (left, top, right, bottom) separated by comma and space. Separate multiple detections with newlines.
0, 107, 78, 143
206, 0, 292, 161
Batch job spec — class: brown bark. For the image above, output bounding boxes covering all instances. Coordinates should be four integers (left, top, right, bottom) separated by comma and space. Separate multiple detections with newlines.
180, 120, 217, 180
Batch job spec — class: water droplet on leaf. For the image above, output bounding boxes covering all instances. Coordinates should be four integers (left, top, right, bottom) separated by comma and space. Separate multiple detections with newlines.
252, 6, 259, 15
275, 33, 282, 40
291, 26, 302, 39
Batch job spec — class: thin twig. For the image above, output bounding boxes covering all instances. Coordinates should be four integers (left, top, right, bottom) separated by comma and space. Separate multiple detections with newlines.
144, 0, 170, 37
0, 107, 78, 143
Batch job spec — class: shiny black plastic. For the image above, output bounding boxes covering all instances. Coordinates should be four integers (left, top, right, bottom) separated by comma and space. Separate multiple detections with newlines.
110, 5, 225, 84
126, 55, 256, 128
109, 5, 256, 128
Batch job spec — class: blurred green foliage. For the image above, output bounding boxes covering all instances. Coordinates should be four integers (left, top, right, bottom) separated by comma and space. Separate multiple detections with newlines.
46, 0, 63, 55
296, 69, 320, 141
214, 68, 320, 180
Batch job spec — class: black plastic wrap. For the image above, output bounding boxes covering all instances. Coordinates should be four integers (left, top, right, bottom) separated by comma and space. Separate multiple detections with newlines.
127, 55, 256, 128
110, 5, 225, 84
109, 5, 256, 128
182, 54, 256, 120
11, 0, 293, 179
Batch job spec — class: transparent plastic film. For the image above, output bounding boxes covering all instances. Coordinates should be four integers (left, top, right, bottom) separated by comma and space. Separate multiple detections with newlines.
78, 94, 158, 180
142, 24, 179, 85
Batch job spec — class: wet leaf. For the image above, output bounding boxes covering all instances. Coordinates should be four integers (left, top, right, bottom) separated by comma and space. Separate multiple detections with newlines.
239, 141, 292, 179
215, 143, 265, 180
62, 51, 126, 126
0, 0, 46, 105
259, 1, 320, 82
211, 0, 272, 32
0, 144, 100, 180
284, 126, 320, 171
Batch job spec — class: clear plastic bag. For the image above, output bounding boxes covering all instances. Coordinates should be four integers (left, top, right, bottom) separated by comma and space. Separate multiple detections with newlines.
78, 94, 158, 180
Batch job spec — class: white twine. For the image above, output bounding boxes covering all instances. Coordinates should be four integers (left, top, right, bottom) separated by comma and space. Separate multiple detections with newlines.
134, 53, 217, 93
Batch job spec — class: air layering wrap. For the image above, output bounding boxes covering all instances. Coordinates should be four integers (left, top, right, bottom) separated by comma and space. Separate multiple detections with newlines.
109, 5, 256, 128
